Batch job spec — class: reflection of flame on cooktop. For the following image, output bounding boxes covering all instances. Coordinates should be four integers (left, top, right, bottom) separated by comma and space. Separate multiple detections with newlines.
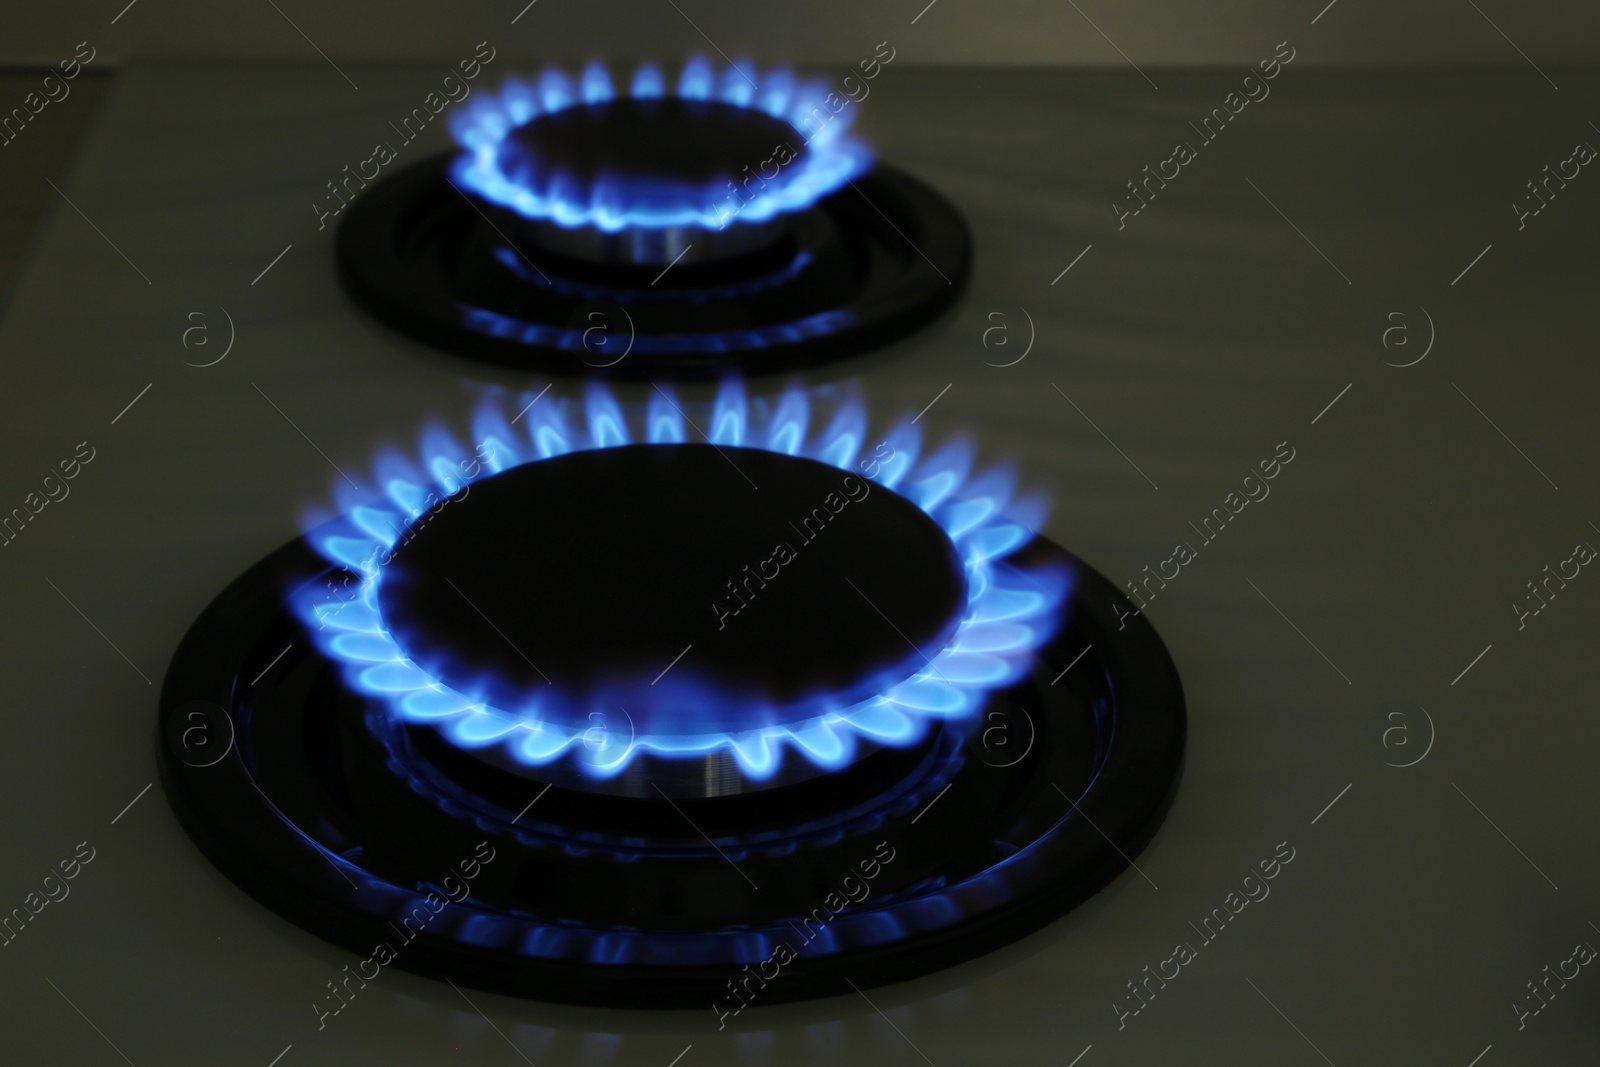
336, 59, 973, 378
158, 382, 1185, 1008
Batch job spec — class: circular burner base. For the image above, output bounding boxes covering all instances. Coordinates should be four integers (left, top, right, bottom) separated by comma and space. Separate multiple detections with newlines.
335, 154, 972, 379
159, 532, 1184, 1008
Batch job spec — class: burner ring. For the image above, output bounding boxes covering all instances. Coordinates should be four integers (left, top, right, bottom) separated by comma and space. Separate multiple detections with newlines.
158, 533, 1185, 1008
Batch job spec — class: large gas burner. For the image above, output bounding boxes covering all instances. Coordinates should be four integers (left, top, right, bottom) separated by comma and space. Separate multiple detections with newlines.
158, 384, 1184, 1008
336, 60, 971, 378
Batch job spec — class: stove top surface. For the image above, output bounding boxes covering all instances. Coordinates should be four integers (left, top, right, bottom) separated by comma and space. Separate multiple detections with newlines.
1, 61, 1598, 1067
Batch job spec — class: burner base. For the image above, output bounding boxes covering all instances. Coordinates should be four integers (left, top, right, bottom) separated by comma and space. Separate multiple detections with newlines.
336, 154, 972, 378
160, 533, 1184, 1008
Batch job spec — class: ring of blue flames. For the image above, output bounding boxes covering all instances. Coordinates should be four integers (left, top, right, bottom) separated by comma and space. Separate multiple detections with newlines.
293, 382, 1069, 781
448, 58, 872, 232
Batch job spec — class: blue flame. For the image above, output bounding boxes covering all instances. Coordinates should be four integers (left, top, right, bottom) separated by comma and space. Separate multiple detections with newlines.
294, 383, 1069, 781
448, 59, 872, 233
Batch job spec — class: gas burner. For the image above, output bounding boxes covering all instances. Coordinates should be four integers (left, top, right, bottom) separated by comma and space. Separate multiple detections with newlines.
293, 384, 1066, 790
336, 60, 971, 378
158, 384, 1184, 1008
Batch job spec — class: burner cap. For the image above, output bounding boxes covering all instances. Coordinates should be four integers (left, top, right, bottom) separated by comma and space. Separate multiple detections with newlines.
499, 97, 804, 209
377, 444, 967, 736
492, 98, 803, 265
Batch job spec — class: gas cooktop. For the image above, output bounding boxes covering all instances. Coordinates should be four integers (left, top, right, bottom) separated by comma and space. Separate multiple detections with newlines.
2, 60, 1597, 1067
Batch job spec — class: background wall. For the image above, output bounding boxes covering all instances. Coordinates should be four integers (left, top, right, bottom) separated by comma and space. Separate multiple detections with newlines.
3, 0, 1597, 68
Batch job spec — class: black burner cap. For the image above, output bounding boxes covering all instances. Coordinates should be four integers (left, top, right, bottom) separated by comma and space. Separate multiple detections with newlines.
376, 445, 967, 735
496, 97, 804, 207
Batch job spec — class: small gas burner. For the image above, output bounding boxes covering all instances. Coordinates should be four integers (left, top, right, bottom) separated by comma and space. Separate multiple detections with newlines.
158, 384, 1184, 1008
336, 60, 972, 378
